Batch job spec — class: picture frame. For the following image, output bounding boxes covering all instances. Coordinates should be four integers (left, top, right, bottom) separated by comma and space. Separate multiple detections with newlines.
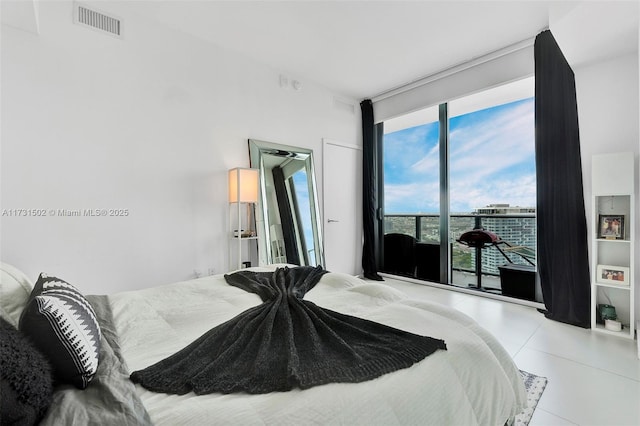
597, 214, 624, 239
596, 264, 630, 286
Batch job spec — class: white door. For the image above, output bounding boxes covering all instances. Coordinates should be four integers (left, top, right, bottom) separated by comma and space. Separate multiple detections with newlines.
323, 140, 362, 275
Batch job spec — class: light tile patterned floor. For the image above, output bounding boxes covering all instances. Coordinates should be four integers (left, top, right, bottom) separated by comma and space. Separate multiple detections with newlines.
375, 277, 640, 426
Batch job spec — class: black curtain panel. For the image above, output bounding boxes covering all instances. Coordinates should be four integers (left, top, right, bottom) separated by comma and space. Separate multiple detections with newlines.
361, 100, 383, 280
535, 30, 590, 327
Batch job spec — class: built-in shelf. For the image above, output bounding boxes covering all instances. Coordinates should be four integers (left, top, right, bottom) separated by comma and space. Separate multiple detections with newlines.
593, 323, 631, 336
590, 153, 635, 342
594, 281, 632, 291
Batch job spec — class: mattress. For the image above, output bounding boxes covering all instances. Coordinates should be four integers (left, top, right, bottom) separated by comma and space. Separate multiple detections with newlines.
106, 267, 526, 425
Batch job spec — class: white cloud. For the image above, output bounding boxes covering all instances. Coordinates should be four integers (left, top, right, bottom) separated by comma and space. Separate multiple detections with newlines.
385, 123, 439, 182
450, 173, 536, 212
450, 101, 534, 176
385, 181, 439, 213
409, 143, 439, 176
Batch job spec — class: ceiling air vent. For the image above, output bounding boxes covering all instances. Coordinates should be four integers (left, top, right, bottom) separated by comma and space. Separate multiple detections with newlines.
74, 3, 122, 38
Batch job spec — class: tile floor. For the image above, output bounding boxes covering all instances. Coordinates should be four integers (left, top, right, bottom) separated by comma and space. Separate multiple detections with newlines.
377, 276, 640, 426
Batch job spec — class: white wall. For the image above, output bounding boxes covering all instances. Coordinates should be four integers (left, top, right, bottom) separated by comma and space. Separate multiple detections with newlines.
576, 52, 640, 324
0, 2, 359, 294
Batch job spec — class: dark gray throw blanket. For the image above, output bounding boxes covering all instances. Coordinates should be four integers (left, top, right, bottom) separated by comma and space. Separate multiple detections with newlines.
130, 266, 446, 395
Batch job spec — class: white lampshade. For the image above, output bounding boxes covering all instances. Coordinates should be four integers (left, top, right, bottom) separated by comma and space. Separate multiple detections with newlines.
228, 168, 259, 203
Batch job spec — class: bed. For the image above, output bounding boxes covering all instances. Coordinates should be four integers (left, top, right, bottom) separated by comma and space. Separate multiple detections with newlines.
1, 263, 526, 425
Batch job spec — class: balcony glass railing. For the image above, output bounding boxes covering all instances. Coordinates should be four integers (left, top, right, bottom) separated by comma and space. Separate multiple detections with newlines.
384, 214, 537, 296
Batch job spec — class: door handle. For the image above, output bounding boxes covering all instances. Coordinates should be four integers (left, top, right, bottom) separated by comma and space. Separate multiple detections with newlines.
327, 219, 339, 223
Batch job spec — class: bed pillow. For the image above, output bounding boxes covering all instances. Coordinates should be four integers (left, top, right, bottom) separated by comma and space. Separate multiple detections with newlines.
19, 273, 102, 389
0, 262, 34, 327
0, 317, 53, 425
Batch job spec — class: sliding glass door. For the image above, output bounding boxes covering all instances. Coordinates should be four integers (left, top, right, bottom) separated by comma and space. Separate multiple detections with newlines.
448, 93, 536, 292
382, 105, 440, 280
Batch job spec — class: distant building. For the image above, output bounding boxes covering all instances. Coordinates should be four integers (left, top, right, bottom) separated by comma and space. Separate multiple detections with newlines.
473, 204, 536, 274
474, 204, 535, 215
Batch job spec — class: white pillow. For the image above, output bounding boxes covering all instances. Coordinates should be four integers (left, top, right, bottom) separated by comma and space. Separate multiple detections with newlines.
0, 262, 33, 327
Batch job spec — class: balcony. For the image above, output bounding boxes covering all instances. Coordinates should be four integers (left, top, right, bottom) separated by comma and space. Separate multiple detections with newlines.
383, 213, 538, 301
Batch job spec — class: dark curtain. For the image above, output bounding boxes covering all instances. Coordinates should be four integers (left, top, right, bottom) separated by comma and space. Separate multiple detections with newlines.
361, 100, 383, 280
535, 30, 590, 327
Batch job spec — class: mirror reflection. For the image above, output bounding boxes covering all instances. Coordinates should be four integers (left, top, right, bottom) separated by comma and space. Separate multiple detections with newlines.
248, 139, 324, 267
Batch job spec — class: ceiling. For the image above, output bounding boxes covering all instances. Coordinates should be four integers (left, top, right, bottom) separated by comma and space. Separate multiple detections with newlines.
4, 1, 639, 100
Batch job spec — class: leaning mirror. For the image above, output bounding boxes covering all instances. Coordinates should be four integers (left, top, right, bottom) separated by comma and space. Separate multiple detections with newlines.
248, 139, 324, 267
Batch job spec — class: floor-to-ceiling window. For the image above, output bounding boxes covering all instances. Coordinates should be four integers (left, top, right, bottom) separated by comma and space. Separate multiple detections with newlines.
381, 77, 538, 301
384, 104, 440, 243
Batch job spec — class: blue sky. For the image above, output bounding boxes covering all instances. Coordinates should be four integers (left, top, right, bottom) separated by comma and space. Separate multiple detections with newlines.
384, 97, 535, 214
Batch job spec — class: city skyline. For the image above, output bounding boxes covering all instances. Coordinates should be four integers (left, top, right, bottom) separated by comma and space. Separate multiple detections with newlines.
384, 97, 536, 214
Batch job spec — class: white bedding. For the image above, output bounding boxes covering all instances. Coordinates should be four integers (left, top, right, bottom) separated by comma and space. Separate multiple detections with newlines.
109, 267, 526, 425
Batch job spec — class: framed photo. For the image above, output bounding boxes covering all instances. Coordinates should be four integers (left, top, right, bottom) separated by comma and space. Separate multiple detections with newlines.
596, 264, 630, 286
598, 214, 624, 239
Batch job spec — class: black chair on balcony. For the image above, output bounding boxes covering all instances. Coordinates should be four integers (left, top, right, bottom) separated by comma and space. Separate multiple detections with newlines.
415, 242, 440, 282
383, 233, 417, 277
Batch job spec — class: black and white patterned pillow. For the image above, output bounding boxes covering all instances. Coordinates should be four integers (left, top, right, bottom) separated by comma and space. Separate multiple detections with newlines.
19, 274, 101, 389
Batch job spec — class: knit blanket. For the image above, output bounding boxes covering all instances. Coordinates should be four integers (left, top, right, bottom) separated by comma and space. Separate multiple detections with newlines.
130, 266, 446, 395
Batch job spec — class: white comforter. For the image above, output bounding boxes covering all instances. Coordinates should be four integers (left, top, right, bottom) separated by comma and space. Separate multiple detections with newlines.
110, 268, 526, 425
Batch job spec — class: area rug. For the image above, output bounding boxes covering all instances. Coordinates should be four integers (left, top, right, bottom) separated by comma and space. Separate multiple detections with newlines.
514, 370, 548, 425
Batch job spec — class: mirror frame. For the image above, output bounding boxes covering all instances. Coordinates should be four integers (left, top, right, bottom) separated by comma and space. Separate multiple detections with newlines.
248, 139, 325, 267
